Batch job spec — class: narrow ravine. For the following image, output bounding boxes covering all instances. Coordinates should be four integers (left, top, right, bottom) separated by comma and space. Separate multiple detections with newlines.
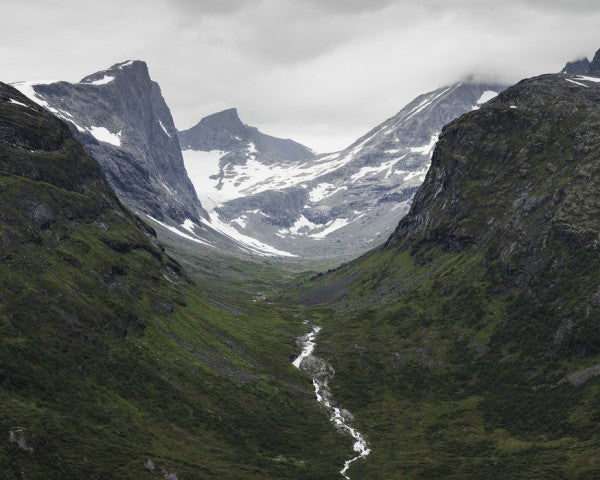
293, 324, 371, 479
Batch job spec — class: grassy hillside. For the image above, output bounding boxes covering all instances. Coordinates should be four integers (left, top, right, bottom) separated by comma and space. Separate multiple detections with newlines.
0, 83, 351, 480
299, 74, 600, 479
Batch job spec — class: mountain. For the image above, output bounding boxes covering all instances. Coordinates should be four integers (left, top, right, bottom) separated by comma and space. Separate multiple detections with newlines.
10, 61, 319, 259
561, 47, 600, 75
181, 81, 507, 261
179, 107, 314, 162
12, 60, 206, 225
301, 70, 600, 478
0, 82, 354, 479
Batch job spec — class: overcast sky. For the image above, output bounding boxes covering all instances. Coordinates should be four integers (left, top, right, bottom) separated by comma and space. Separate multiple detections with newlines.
2, 0, 600, 152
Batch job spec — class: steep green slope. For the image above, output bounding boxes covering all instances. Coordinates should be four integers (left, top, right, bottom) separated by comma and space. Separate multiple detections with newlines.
0, 84, 350, 479
301, 73, 600, 479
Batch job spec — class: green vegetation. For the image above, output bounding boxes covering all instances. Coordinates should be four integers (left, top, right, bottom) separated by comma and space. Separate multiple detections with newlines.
0, 85, 350, 480
295, 75, 600, 479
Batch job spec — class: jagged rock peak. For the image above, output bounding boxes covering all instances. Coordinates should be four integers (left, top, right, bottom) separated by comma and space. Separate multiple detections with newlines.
198, 108, 245, 129
13, 59, 207, 225
561, 47, 600, 76
562, 58, 591, 75
590, 48, 600, 75
79, 60, 149, 85
179, 108, 248, 151
179, 107, 314, 161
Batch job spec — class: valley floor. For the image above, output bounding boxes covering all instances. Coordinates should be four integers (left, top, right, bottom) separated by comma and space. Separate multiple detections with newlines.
156, 219, 600, 480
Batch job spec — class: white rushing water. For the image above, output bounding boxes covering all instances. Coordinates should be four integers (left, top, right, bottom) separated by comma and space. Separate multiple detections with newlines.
293, 325, 371, 479
292, 326, 321, 368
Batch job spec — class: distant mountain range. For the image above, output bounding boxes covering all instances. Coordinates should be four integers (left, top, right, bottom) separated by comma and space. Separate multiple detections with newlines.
11, 59, 508, 261
181, 81, 507, 260
13, 52, 596, 262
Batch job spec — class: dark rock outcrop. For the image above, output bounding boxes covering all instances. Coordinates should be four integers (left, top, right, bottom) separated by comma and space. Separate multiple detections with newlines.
386, 72, 600, 277
561, 58, 591, 75
561, 47, 600, 76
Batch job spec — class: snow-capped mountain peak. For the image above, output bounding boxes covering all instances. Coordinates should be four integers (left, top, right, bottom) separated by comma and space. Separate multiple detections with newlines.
13, 60, 206, 226
180, 80, 507, 260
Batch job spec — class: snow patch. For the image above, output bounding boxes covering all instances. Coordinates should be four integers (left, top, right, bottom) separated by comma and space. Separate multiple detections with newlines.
12, 80, 55, 109
319, 152, 340, 161
89, 126, 122, 146
159, 120, 171, 137
161, 182, 174, 195
409, 134, 438, 156
147, 216, 211, 246
7, 98, 28, 107
182, 149, 227, 210
117, 60, 135, 68
82, 75, 114, 86
566, 78, 589, 88
205, 211, 296, 257
12, 80, 111, 137
183, 147, 362, 207
401, 86, 452, 123
12, 80, 86, 132
350, 158, 399, 182
246, 142, 257, 158
402, 168, 429, 181
230, 215, 248, 229
310, 218, 349, 239
278, 215, 321, 236
309, 183, 347, 202
181, 219, 198, 234
477, 90, 498, 104
575, 75, 600, 84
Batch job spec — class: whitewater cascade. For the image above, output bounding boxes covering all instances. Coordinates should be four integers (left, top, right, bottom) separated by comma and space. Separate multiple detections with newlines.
293, 325, 371, 479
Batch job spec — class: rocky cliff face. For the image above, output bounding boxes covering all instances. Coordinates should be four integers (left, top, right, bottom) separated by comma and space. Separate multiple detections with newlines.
181, 81, 506, 260
12, 60, 206, 225
386, 73, 600, 275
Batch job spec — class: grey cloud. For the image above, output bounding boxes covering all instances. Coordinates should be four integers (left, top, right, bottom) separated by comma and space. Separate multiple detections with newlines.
521, 0, 600, 11
1, 0, 600, 152
168, 0, 249, 15
301, 0, 398, 13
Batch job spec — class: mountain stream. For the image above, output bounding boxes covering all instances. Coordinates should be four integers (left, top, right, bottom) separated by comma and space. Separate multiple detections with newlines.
293, 324, 370, 479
